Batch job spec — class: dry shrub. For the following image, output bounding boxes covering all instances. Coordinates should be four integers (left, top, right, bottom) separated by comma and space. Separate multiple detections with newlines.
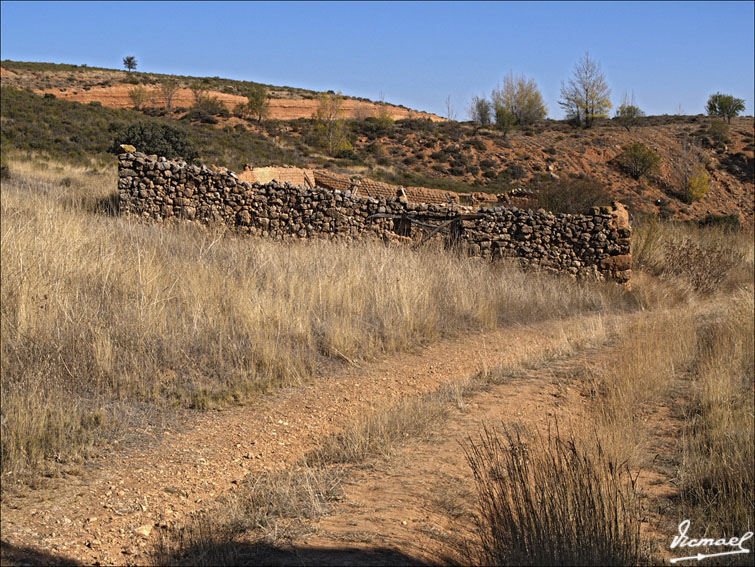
683, 166, 710, 203
587, 309, 699, 467
632, 218, 753, 296
465, 425, 649, 566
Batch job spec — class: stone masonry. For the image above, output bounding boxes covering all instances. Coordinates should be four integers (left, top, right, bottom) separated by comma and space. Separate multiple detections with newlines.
117, 151, 632, 283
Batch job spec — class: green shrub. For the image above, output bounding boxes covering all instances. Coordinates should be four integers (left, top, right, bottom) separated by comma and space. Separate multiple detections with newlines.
108, 121, 198, 161
0, 154, 10, 180
707, 120, 730, 146
683, 166, 710, 203
700, 213, 741, 230
181, 108, 219, 124
615, 142, 661, 179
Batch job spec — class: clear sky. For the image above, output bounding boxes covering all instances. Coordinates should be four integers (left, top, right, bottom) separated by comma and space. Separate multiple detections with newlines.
1, 1, 753, 119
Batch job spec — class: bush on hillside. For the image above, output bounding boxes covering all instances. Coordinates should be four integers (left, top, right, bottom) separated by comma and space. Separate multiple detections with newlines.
683, 166, 710, 203
108, 121, 198, 161
615, 143, 661, 180
707, 120, 730, 147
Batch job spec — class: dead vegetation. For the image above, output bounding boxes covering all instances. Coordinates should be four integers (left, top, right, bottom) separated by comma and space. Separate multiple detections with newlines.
1, 155, 633, 479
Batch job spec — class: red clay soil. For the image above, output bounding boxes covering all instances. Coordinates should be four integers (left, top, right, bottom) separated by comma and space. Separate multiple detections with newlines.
30, 83, 443, 122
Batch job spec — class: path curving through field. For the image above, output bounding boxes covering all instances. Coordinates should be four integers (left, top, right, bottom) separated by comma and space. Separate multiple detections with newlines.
1, 313, 618, 565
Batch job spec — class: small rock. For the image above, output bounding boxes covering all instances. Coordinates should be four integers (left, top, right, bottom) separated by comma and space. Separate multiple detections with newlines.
134, 524, 153, 538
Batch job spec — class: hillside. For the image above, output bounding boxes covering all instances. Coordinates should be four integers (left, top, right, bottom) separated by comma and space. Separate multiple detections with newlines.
1, 60, 753, 567
0, 61, 443, 121
2, 61, 752, 226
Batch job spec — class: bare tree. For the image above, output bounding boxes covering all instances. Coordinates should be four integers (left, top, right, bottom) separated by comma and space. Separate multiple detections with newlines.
445, 95, 457, 121
128, 86, 147, 110
190, 82, 210, 107
558, 52, 612, 128
160, 79, 180, 110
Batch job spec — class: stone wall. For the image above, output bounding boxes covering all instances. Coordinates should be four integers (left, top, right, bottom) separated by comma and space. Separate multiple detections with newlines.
117, 152, 631, 283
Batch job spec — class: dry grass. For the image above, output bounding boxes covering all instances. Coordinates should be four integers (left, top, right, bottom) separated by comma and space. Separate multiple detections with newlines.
679, 290, 754, 540
632, 217, 753, 296
151, 465, 344, 566
1, 156, 631, 478
464, 425, 649, 566
464, 220, 754, 563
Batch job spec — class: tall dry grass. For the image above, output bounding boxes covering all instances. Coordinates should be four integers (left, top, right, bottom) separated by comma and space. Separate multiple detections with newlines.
1, 157, 632, 477
465, 425, 649, 566
632, 217, 753, 296
680, 290, 754, 540
465, 219, 753, 562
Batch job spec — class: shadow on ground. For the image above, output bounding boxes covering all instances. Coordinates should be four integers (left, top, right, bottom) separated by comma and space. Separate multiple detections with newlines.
1, 540, 83, 566
153, 539, 463, 567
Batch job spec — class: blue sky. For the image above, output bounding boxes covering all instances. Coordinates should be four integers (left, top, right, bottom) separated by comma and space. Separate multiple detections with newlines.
1, 1, 753, 119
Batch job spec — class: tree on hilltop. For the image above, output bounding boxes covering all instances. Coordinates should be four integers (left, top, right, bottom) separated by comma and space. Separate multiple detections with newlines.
706, 93, 745, 124
490, 72, 547, 126
123, 56, 138, 72
614, 91, 645, 132
559, 52, 612, 128
469, 96, 492, 125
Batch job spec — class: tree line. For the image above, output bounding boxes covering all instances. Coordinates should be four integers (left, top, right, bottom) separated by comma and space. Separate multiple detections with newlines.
463, 52, 746, 131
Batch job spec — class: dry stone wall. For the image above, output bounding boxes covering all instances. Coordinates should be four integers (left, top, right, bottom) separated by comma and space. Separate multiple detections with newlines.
117, 152, 631, 283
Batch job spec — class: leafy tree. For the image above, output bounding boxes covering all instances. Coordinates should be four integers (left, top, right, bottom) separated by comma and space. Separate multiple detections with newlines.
494, 106, 516, 139
236, 84, 269, 122
558, 52, 612, 128
312, 91, 352, 156
160, 79, 180, 110
615, 142, 660, 180
614, 92, 645, 132
122, 56, 138, 72
469, 96, 492, 125
706, 93, 745, 124
109, 121, 197, 161
490, 73, 547, 126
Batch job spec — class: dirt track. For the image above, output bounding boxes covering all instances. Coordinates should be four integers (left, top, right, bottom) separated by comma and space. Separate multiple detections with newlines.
1, 313, 627, 565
